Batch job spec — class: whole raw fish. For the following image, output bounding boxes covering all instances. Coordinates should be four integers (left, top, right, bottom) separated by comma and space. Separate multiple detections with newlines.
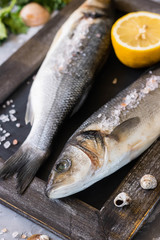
113, 0, 160, 14
47, 67, 160, 199
0, 0, 113, 193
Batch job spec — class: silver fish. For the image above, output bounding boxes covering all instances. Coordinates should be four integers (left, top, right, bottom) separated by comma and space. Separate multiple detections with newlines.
113, 0, 160, 14
0, 0, 113, 193
46, 67, 160, 199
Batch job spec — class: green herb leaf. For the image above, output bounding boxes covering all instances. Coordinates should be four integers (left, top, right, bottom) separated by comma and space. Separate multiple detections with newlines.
16, 0, 30, 6
0, 0, 10, 8
0, 19, 7, 39
4, 11, 28, 34
0, 0, 16, 18
33, 0, 69, 12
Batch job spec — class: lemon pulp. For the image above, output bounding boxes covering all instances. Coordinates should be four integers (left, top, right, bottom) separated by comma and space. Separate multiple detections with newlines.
111, 12, 160, 68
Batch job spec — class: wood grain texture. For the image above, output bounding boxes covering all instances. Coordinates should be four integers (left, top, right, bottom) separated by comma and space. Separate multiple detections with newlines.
0, 160, 105, 240
0, 0, 84, 105
100, 139, 160, 240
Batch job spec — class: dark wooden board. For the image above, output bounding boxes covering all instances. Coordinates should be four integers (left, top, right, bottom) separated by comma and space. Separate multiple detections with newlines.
0, 0, 160, 239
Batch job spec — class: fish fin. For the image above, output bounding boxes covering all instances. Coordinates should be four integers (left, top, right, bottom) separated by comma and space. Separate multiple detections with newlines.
25, 94, 34, 125
0, 143, 48, 193
110, 117, 140, 141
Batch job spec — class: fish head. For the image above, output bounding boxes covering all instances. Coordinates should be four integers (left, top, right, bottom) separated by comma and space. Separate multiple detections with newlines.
46, 144, 95, 199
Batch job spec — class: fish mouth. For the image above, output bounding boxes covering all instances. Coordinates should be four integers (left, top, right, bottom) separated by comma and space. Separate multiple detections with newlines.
45, 170, 80, 199
46, 183, 75, 199
46, 170, 101, 199
46, 175, 94, 199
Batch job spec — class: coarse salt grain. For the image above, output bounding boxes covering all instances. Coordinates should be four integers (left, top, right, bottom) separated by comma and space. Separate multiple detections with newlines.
3, 141, 11, 149
5, 132, 10, 137
2, 130, 6, 134
6, 100, 10, 106
0, 136, 6, 142
2, 228, 7, 233
10, 115, 17, 122
96, 33, 101, 38
112, 78, 118, 84
2, 105, 6, 108
16, 123, 21, 128
13, 139, 18, 145
21, 234, 27, 239
12, 105, 15, 108
12, 231, 19, 238
0, 114, 10, 123
9, 109, 16, 115
97, 113, 102, 118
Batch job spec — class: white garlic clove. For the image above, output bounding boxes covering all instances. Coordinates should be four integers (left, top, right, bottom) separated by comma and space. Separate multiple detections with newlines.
114, 192, 132, 207
20, 3, 50, 27
140, 174, 157, 190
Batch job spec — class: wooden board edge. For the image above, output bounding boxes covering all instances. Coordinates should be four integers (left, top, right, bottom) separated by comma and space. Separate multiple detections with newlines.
99, 139, 160, 240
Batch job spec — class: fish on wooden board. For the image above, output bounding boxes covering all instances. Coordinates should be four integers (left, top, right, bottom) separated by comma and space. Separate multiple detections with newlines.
0, 0, 113, 193
46, 66, 160, 199
113, 0, 160, 14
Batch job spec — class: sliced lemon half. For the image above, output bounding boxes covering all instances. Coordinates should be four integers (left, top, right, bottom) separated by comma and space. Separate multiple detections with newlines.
111, 11, 160, 68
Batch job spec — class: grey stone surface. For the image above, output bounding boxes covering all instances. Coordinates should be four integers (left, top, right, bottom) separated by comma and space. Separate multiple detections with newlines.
0, 26, 42, 66
0, 204, 61, 240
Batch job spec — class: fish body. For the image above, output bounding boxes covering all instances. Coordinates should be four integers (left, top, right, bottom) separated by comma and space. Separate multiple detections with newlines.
0, 0, 113, 193
113, 0, 160, 14
47, 67, 160, 199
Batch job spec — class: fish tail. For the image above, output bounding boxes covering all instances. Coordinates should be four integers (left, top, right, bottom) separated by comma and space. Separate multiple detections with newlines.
0, 143, 48, 194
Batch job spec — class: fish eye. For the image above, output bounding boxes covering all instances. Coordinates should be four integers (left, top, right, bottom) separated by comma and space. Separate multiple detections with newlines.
54, 159, 71, 173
